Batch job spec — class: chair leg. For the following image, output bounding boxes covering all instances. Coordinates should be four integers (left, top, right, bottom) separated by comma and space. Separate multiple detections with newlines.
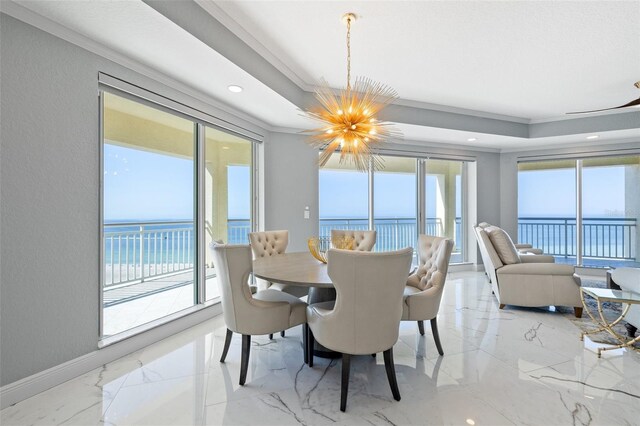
383, 348, 401, 401
307, 327, 315, 367
499, 304, 505, 309
430, 318, 444, 356
220, 328, 233, 363
417, 320, 425, 336
281, 330, 285, 338
239, 335, 251, 386
303, 324, 309, 364
269, 333, 274, 340
574, 307, 583, 318
340, 353, 351, 412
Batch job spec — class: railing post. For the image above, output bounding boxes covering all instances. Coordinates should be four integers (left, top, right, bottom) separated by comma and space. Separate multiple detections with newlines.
139, 225, 145, 282
564, 219, 568, 258
394, 219, 399, 250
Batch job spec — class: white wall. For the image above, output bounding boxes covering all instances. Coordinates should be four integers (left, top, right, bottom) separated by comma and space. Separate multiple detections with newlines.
263, 132, 319, 252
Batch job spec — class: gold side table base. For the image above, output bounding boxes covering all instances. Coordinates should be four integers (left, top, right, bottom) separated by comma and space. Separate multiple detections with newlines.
580, 289, 637, 358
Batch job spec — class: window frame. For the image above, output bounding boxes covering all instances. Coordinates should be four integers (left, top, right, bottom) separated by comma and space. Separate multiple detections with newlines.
98, 81, 260, 342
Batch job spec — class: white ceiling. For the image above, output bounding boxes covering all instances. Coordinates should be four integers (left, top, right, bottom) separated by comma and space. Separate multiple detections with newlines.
12, 0, 314, 129
211, 0, 640, 120
5, 0, 639, 151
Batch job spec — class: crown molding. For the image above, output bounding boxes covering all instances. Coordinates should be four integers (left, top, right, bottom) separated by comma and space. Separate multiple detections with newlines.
195, 0, 314, 93
0, 0, 273, 133
500, 136, 640, 154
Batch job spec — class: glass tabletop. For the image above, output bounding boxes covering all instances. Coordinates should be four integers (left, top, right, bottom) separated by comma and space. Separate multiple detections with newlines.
581, 287, 640, 304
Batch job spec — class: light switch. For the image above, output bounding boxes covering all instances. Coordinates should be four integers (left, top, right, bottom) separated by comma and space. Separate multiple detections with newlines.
304, 206, 310, 219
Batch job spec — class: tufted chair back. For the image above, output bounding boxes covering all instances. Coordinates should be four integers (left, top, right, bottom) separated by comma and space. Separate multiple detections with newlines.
331, 230, 376, 251
407, 235, 454, 292
249, 230, 289, 258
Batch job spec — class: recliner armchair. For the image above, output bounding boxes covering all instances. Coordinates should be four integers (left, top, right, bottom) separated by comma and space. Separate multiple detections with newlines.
478, 222, 544, 255
474, 225, 583, 317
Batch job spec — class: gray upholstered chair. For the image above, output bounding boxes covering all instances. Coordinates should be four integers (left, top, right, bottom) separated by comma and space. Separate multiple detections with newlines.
330, 229, 377, 251
249, 230, 307, 302
306, 247, 413, 412
474, 225, 583, 317
478, 222, 543, 254
402, 235, 454, 355
210, 244, 307, 385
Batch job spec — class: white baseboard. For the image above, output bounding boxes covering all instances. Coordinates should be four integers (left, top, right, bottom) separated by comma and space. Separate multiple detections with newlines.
0, 304, 222, 409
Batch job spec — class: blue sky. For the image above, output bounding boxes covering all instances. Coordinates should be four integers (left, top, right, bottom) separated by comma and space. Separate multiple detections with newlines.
104, 145, 250, 221
518, 166, 626, 217
104, 145, 630, 221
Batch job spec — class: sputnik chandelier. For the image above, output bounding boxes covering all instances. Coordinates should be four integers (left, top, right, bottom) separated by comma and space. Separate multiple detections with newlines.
304, 13, 399, 171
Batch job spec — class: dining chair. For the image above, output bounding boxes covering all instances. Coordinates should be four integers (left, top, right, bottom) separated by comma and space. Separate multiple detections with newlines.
249, 230, 307, 338
330, 229, 377, 251
306, 247, 413, 412
403, 235, 454, 356
210, 243, 308, 385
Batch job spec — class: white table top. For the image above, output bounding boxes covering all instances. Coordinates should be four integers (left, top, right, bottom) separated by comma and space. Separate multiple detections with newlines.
582, 287, 640, 304
253, 252, 333, 288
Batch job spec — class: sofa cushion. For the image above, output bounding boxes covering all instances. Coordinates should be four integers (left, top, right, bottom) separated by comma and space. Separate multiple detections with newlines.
485, 226, 521, 265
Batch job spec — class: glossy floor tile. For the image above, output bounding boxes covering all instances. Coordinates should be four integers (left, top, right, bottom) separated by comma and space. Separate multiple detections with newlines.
3, 272, 640, 425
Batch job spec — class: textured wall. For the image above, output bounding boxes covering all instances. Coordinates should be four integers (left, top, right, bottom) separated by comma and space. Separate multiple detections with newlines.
1, 14, 100, 385
263, 132, 320, 252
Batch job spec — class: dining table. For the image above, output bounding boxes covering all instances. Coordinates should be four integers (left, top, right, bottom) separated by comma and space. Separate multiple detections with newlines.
253, 252, 339, 358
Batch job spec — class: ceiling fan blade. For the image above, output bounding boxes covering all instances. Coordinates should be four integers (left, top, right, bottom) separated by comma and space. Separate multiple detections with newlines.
567, 97, 640, 114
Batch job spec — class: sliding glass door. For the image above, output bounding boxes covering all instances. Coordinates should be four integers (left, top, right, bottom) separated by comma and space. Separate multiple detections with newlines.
425, 159, 464, 263
101, 91, 257, 338
518, 156, 639, 268
582, 156, 639, 267
319, 153, 369, 239
319, 153, 467, 264
102, 92, 197, 337
518, 160, 577, 263
203, 126, 252, 301
374, 156, 417, 252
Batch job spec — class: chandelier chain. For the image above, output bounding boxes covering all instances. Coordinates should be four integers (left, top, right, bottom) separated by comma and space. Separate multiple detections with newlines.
346, 16, 351, 93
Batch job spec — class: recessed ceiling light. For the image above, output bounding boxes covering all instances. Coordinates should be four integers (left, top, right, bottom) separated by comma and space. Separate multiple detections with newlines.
467, 138, 477, 142
586, 135, 599, 140
222, 146, 230, 150
466, 419, 476, 426
227, 85, 243, 93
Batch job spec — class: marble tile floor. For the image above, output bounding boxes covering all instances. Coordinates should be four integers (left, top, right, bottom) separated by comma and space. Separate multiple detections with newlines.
3, 271, 640, 425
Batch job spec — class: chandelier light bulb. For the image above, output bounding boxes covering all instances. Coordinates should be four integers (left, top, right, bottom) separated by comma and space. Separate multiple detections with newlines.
326, 129, 333, 134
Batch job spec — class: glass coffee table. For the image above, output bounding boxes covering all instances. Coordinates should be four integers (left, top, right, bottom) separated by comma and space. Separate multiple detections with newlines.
580, 287, 640, 357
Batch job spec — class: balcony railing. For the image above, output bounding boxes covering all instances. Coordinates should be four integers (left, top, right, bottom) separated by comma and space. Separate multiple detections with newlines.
518, 217, 637, 260
104, 217, 463, 288
104, 221, 194, 288
226, 217, 462, 252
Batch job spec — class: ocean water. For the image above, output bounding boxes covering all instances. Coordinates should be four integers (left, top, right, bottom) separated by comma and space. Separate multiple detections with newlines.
103, 217, 637, 267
